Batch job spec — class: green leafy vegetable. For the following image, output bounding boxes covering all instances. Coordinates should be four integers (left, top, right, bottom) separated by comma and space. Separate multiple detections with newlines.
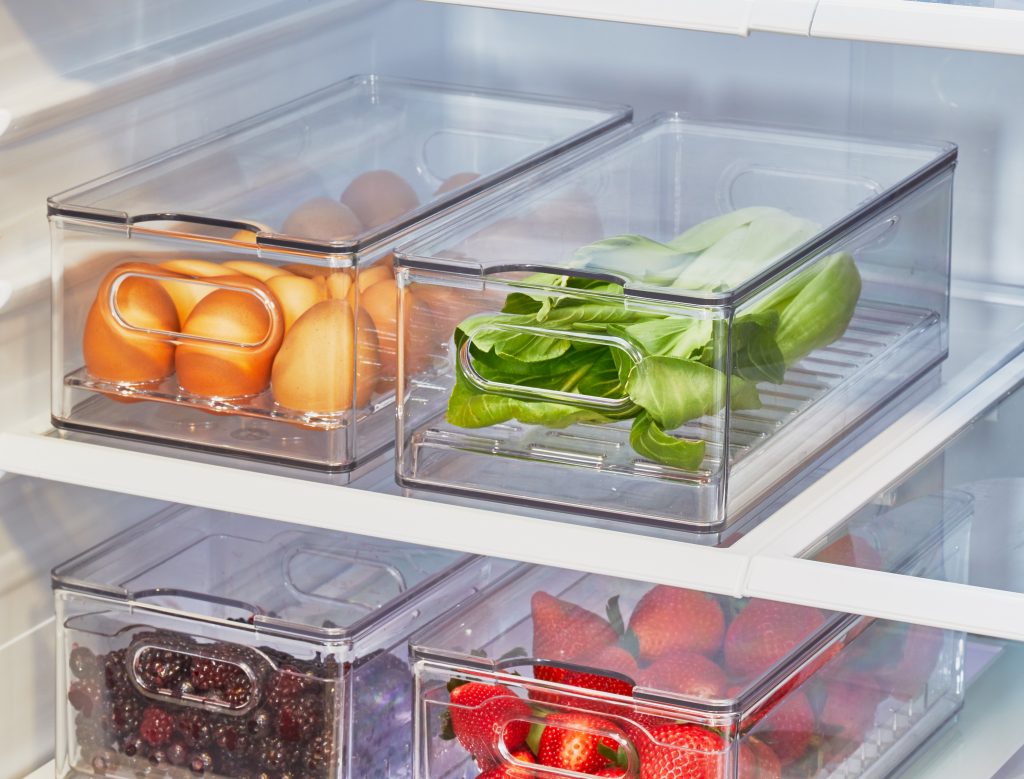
444, 207, 863, 472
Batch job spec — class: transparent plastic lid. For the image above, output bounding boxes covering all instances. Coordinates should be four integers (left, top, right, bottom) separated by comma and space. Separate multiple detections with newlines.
53, 506, 471, 642
396, 113, 955, 304
412, 565, 849, 714
48, 74, 630, 259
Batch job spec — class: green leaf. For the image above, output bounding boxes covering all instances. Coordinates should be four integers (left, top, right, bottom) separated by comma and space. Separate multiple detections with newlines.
730, 376, 764, 411
606, 595, 625, 637
446, 677, 469, 694
630, 413, 707, 471
597, 742, 620, 767
613, 317, 714, 361
446, 370, 606, 430
667, 206, 786, 253
626, 356, 728, 430
502, 293, 543, 315
774, 252, 862, 366
572, 234, 689, 280
526, 722, 545, 757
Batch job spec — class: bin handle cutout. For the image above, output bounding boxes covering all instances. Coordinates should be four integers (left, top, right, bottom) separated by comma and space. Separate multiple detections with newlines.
126, 635, 262, 716
458, 323, 642, 414
96, 261, 283, 351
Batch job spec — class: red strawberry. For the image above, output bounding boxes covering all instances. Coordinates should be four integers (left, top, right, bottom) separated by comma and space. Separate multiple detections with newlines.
638, 651, 726, 700
738, 737, 781, 779
627, 587, 725, 662
532, 592, 618, 691
877, 624, 945, 700
635, 723, 726, 779
561, 645, 639, 712
724, 600, 826, 677
756, 689, 815, 765
537, 712, 625, 775
476, 747, 538, 778
450, 682, 532, 765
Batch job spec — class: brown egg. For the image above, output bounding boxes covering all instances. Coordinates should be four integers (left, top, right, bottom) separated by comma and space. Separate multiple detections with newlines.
282, 197, 364, 241
434, 171, 480, 195
266, 274, 328, 332
271, 299, 379, 413
83, 269, 180, 384
340, 170, 420, 230
414, 285, 488, 345
157, 259, 229, 323
282, 263, 329, 279
348, 261, 393, 307
326, 272, 353, 300
176, 276, 284, 398
360, 278, 437, 391
222, 260, 292, 282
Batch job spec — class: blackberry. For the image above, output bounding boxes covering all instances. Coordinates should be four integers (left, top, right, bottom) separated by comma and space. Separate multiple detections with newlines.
177, 710, 213, 748
191, 658, 235, 692
75, 712, 107, 750
276, 694, 321, 743
136, 646, 190, 690
264, 667, 315, 709
68, 679, 102, 717
212, 720, 251, 756
108, 695, 144, 735
139, 706, 175, 747
70, 646, 100, 680
254, 736, 288, 772
298, 734, 334, 775
222, 669, 254, 707
103, 649, 129, 692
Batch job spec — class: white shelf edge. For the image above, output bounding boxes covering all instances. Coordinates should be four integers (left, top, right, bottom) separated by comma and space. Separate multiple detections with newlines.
422, 0, 1024, 55
0, 423, 749, 597
812, 0, 1024, 56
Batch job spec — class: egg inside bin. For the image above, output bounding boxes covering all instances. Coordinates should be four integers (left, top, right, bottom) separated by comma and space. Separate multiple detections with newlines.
340, 169, 420, 229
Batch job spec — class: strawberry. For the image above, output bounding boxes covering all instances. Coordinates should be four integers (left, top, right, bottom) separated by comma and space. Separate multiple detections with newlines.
724, 600, 826, 678
756, 689, 815, 765
476, 747, 538, 778
635, 723, 725, 779
560, 645, 639, 714
537, 712, 625, 775
532, 592, 618, 692
449, 682, 532, 765
738, 737, 782, 779
638, 651, 726, 700
627, 586, 725, 662
815, 534, 884, 570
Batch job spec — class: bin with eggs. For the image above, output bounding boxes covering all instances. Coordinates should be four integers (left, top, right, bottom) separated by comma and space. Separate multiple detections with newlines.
53, 75, 631, 469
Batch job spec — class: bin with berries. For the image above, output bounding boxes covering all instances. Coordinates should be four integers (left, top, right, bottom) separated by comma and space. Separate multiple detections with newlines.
411, 562, 964, 779
53, 506, 505, 779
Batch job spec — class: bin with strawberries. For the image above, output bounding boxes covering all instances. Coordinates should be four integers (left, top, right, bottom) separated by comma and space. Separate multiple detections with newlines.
411, 562, 964, 778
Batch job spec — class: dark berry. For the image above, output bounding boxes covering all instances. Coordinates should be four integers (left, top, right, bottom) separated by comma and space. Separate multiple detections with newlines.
177, 710, 212, 748
135, 646, 190, 690
247, 709, 272, 738
255, 737, 288, 771
139, 706, 175, 747
189, 751, 214, 774
121, 732, 147, 758
109, 696, 144, 735
213, 720, 250, 755
70, 646, 100, 680
149, 749, 167, 766
191, 658, 234, 692
103, 649, 129, 692
300, 734, 334, 774
264, 668, 310, 709
166, 739, 189, 766
222, 670, 254, 707
74, 713, 107, 749
68, 679, 102, 717
276, 695, 321, 743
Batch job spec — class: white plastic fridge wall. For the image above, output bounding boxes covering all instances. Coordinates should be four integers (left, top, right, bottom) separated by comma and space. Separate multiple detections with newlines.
4, 2, 1024, 776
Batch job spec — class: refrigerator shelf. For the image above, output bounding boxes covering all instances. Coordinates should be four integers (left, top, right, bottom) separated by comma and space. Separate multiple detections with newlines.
2, 285, 1024, 641
424, 0, 1024, 55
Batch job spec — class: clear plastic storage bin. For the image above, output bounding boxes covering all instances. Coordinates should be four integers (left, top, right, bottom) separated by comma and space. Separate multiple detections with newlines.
395, 113, 955, 529
53, 507, 506, 779
49, 74, 630, 472
411, 493, 970, 779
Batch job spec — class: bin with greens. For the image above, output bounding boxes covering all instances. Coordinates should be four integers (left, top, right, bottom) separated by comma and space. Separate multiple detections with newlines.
447, 207, 862, 470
